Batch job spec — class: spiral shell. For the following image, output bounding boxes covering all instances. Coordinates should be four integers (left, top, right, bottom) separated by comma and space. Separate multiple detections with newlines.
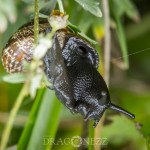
1, 19, 50, 73
1, 18, 99, 73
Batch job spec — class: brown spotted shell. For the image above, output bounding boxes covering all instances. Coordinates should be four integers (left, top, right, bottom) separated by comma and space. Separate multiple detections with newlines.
1, 18, 99, 73
1, 19, 50, 73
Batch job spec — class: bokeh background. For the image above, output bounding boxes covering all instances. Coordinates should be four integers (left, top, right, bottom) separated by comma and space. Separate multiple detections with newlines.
0, 0, 150, 150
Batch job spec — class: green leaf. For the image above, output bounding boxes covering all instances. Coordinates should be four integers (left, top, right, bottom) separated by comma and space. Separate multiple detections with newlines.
27, 90, 62, 150
115, 17, 129, 68
102, 115, 147, 150
74, 0, 102, 17
18, 88, 45, 150
146, 135, 150, 150
18, 89, 62, 150
2, 73, 26, 84
0, 12, 7, 33
112, 88, 150, 135
110, 0, 139, 21
22, 0, 34, 3
68, 22, 98, 45
68, 22, 81, 33
77, 12, 95, 33
122, 0, 139, 21
109, 0, 138, 68
78, 32, 98, 45
0, 0, 17, 23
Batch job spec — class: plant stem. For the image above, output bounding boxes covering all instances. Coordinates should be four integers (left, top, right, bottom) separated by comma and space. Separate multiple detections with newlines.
57, 0, 64, 13
0, 83, 28, 150
94, 0, 111, 150
88, 121, 94, 150
34, 0, 39, 45
103, 0, 111, 86
94, 115, 105, 150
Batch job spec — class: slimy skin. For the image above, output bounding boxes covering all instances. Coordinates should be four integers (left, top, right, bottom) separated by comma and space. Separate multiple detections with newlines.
2, 19, 135, 127
44, 30, 135, 127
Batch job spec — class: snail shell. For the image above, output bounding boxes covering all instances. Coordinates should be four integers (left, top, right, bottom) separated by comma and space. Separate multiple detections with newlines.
1, 18, 99, 73
1, 19, 50, 73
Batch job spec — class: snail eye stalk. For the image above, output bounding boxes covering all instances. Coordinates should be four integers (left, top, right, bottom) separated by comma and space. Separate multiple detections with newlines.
109, 103, 135, 119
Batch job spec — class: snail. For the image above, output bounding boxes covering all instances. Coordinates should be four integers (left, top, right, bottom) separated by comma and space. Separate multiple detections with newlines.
1, 19, 50, 73
1, 18, 135, 127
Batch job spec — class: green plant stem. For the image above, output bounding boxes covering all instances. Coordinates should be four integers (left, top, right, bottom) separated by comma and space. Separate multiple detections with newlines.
0, 83, 28, 150
102, 0, 111, 86
57, 0, 64, 13
88, 121, 94, 150
18, 88, 45, 149
115, 17, 129, 69
34, 0, 39, 45
94, 0, 111, 150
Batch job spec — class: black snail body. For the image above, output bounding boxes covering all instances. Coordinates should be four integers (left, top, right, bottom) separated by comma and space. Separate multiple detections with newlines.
1, 18, 135, 127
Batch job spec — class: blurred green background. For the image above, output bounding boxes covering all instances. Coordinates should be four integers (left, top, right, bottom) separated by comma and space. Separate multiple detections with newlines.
0, 0, 150, 150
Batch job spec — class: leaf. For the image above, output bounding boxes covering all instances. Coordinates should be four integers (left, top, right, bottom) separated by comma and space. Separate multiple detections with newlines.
0, 12, 7, 33
77, 11, 95, 33
18, 89, 62, 150
39, 0, 57, 15
122, 0, 140, 21
0, 0, 17, 23
146, 135, 150, 150
68, 22, 98, 45
102, 115, 147, 150
22, 0, 57, 16
27, 90, 62, 150
78, 32, 98, 45
2, 73, 26, 84
110, 0, 139, 22
109, 0, 139, 68
115, 17, 129, 69
74, 0, 102, 17
68, 22, 81, 33
18, 88, 45, 150
22, 0, 34, 4
112, 88, 150, 135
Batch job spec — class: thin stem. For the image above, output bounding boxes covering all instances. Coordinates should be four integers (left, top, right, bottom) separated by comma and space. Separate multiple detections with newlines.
88, 121, 94, 150
0, 83, 28, 150
34, 0, 39, 45
94, 115, 105, 150
94, 0, 111, 150
103, 0, 111, 86
57, 0, 64, 13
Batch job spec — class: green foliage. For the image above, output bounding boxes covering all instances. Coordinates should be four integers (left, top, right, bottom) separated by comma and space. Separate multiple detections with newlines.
102, 115, 147, 150
0, 0, 17, 33
0, 0, 150, 150
18, 89, 62, 150
2, 73, 26, 84
109, 0, 140, 68
74, 0, 102, 17
110, 0, 139, 20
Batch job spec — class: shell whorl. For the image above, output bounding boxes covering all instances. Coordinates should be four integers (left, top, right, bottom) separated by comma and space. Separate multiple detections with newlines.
1, 19, 50, 73
1, 19, 99, 73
